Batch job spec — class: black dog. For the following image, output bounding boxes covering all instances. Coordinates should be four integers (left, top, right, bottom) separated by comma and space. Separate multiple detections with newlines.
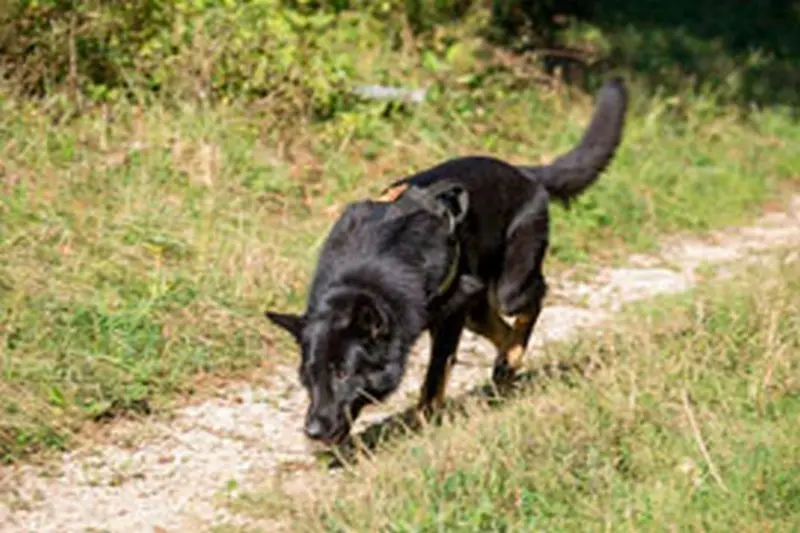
266, 78, 628, 444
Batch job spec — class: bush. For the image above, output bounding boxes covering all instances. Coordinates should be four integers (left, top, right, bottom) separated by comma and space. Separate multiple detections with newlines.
0, 1, 565, 114
0, 1, 375, 114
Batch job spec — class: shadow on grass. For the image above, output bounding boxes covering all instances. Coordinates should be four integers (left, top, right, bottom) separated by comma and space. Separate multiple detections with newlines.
500, 0, 800, 112
317, 355, 601, 469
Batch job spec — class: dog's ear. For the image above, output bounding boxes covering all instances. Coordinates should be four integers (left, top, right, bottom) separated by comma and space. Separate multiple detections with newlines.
353, 301, 388, 341
264, 310, 306, 342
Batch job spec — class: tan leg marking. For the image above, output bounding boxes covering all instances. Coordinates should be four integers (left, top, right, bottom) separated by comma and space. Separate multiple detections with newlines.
504, 343, 526, 372
467, 311, 534, 372
466, 312, 512, 352
504, 314, 535, 371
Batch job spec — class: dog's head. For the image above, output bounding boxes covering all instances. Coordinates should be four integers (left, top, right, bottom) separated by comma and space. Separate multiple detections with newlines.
265, 271, 485, 444
265, 289, 410, 445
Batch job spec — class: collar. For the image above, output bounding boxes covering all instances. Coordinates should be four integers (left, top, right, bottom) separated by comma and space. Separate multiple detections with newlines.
378, 180, 468, 298
435, 237, 461, 296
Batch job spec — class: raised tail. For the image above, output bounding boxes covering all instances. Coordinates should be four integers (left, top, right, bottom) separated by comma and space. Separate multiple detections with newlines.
519, 77, 629, 207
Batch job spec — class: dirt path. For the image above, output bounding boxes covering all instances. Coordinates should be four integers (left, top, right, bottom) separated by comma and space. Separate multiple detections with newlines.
2, 197, 799, 533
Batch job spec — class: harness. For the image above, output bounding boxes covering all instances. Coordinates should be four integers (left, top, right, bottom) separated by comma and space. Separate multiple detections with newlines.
377, 180, 469, 299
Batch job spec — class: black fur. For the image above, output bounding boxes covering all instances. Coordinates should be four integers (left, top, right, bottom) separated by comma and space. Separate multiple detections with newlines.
265, 78, 629, 444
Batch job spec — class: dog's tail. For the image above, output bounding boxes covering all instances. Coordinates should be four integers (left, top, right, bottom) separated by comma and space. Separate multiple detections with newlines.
519, 77, 629, 207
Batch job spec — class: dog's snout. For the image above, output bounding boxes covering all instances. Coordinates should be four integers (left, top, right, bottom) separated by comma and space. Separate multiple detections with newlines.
303, 416, 326, 440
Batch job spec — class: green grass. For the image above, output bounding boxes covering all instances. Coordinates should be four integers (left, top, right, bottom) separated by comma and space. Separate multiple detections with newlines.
1, 24, 799, 460
232, 251, 800, 532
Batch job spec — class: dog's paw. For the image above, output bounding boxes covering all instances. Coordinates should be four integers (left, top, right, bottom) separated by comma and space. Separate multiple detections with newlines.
491, 359, 518, 387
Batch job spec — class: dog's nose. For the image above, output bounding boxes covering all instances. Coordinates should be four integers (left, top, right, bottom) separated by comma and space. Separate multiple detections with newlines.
304, 417, 326, 440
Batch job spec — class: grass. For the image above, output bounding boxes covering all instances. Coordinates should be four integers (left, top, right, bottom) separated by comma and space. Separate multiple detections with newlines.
1, 31, 799, 461
231, 251, 800, 532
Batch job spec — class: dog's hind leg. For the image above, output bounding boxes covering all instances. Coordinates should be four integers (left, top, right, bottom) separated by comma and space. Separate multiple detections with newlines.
466, 298, 513, 355
495, 312, 541, 382
417, 311, 467, 419
492, 189, 550, 384
467, 298, 541, 385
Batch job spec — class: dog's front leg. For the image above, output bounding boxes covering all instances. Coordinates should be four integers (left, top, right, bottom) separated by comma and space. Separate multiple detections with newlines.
416, 311, 467, 422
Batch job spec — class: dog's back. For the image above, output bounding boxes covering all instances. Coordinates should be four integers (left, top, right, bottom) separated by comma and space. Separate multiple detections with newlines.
308, 76, 629, 327
390, 77, 629, 210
